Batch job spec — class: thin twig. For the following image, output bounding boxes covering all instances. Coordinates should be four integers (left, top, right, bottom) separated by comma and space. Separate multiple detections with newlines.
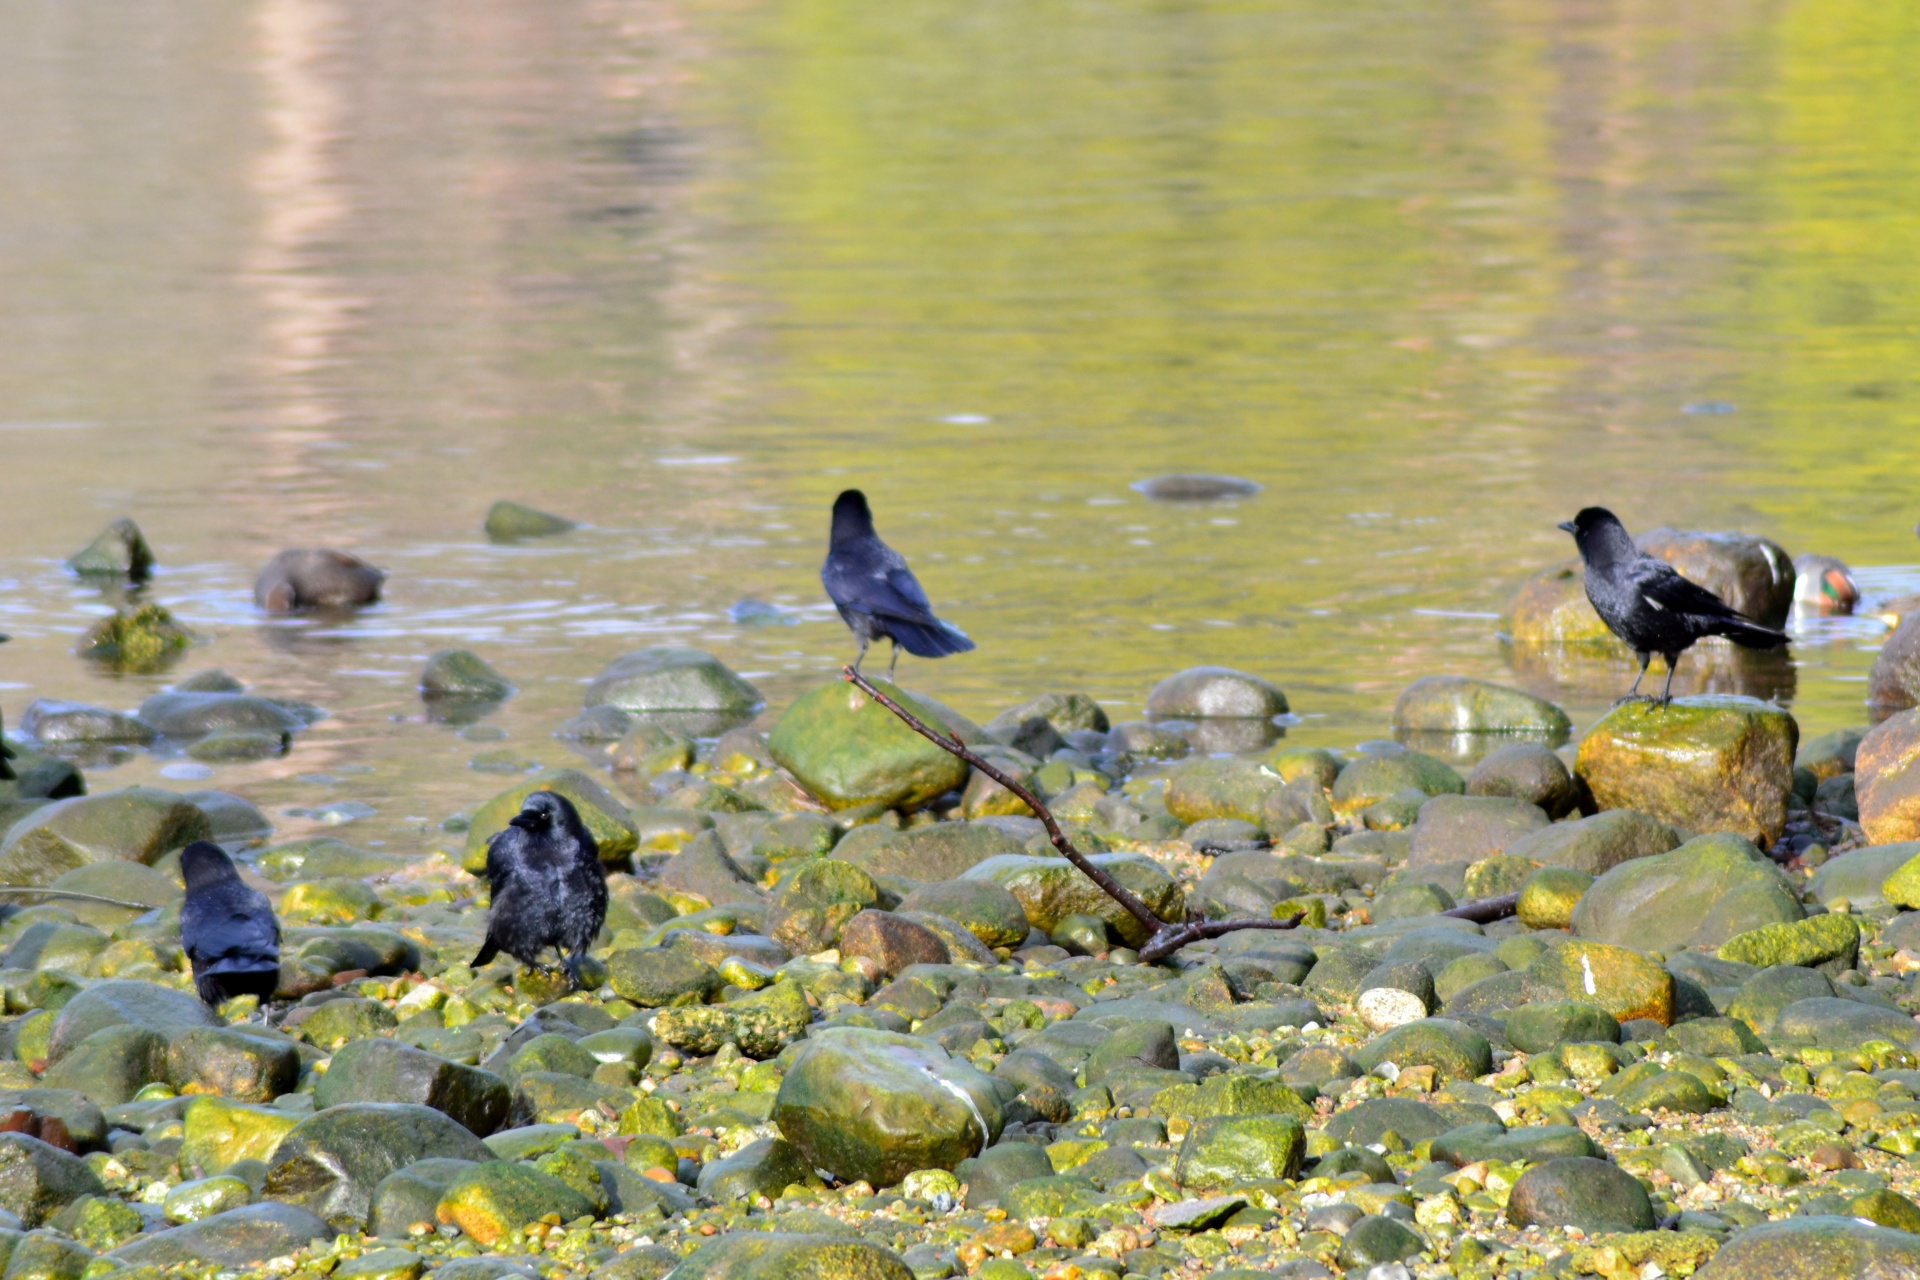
0, 887, 159, 911
843, 667, 1307, 963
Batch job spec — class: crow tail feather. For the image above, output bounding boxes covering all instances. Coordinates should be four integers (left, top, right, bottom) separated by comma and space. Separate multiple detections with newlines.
886, 615, 976, 658
1707, 615, 1789, 650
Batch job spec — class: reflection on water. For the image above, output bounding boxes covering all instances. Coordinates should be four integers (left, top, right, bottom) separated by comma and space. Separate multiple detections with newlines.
1, 0, 1918, 855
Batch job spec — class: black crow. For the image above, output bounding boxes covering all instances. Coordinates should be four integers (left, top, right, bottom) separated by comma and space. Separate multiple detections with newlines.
473, 791, 607, 989
1559, 507, 1789, 706
180, 841, 282, 1007
821, 489, 974, 678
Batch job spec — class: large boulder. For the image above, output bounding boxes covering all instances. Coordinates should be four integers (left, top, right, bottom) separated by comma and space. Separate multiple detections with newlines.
1522, 942, 1674, 1026
1571, 834, 1801, 953
48, 979, 222, 1064
1858, 709, 1920, 846
844, 822, 1026, 882
663, 1234, 913, 1280
1502, 809, 1679, 875
1143, 667, 1287, 719
773, 1029, 1003, 1187
106, 1202, 332, 1269
768, 681, 970, 812
1575, 697, 1797, 845
962, 853, 1182, 948
584, 646, 763, 728
0, 1134, 104, 1226
1635, 528, 1795, 628
314, 1039, 511, 1137
461, 769, 638, 874
0, 788, 212, 886
1391, 677, 1571, 738
1870, 616, 1920, 713
1406, 795, 1550, 866
263, 1103, 493, 1230
1695, 1216, 1920, 1280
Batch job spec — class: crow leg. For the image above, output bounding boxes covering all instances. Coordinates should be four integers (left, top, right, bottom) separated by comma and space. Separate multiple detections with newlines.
562, 950, 587, 991
1659, 653, 1681, 707
887, 640, 900, 681
1616, 653, 1653, 706
851, 634, 869, 674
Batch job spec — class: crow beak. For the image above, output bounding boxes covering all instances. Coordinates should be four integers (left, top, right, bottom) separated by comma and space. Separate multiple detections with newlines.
1556, 520, 1577, 534
509, 812, 540, 831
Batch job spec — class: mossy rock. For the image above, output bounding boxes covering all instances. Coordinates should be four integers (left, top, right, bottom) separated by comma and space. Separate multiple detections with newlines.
484, 501, 576, 541
767, 681, 971, 812
67, 519, 154, 581
1504, 564, 1626, 648
1693, 1216, 1920, 1279
462, 769, 639, 874
1329, 751, 1462, 818
181, 1097, 303, 1174
1576, 696, 1798, 846
1392, 676, 1571, 737
0, 789, 212, 887
1516, 867, 1593, 930
1173, 1114, 1304, 1190
76, 605, 193, 673
264, 1102, 493, 1230
962, 853, 1182, 948
434, 1160, 597, 1246
420, 650, 515, 701
1522, 942, 1674, 1026
1718, 913, 1860, 970
661, 1234, 913, 1280
1571, 833, 1801, 954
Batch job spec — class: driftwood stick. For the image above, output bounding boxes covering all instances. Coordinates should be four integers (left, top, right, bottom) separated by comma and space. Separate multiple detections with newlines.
843, 667, 1306, 963
1441, 891, 1519, 925
0, 887, 159, 911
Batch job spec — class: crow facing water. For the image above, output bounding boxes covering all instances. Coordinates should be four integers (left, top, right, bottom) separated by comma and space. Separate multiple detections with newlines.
180, 841, 281, 1007
1560, 506, 1789, 706
822, 490, 974, 678
473, 791, 607, 989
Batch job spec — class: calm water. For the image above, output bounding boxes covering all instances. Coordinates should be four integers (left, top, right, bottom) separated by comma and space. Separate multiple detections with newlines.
1, 0, 1917, 853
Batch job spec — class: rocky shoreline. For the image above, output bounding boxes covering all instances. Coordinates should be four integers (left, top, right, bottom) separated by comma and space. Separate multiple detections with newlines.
0, 521, 1919, 1280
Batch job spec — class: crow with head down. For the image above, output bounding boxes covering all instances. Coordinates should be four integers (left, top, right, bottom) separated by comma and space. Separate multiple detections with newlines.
180, 841, 281, 1007
473, 790, 607, 989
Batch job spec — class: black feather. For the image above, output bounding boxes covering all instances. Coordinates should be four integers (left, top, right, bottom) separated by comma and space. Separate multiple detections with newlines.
1560, 506, 1789, 705
474, 791, 607, 989
179, 841, 281, 1006
821, 489, 975, 671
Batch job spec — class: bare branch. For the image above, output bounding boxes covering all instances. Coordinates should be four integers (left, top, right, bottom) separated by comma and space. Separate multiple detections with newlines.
1441, 891, 1519, 924
0, 886, 159, 911
843, 667, 1303, 963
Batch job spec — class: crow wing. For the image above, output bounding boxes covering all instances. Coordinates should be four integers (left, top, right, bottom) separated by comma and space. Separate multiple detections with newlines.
184, 896, 279, 970
1626, 556, 1747, 622
824, 540, 942, 625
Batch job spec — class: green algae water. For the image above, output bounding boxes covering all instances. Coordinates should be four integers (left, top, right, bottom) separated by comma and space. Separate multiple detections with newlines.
0, 0, 1917, 853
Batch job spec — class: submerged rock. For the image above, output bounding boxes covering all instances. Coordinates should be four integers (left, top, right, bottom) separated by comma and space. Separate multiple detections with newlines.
66, 519, 155, 581
76, 605, 193, 673
17, 701, 154, 746
484, 501, 576, 540
420, 650, 515, 703
585, 647, 762, 718
1144, 667, 1287, 719
1391, 676, 1571, 738
1131, 474, 1261, 502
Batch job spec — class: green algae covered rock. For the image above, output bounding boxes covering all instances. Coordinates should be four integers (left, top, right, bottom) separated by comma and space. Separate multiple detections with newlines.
105, 1201, 333, 1269
894, 880, 1030, 949
181, 1097, 303, 1174
774, 1028, 1003, 1187
0, 1134, 103, 1226
847, 823, 1026, 883
1502, 1002, 1619, 1055
1350, 1018, 1492, 1084
962, 853, 1181, 948
1152, 1074, 1313, 1124
1718, 912, 1860, 971
1576, 696, 1798, 845
1431, 1123, 1598, 1166
419, 650, 515, 701
1330, 750, 1462, 819
662, 1233, 913, 1280
484, 501, 576, 540
1505, 564, 1624, 647
1392, 676, 1571, 737
1516, 866, 1594, 930
67, 519, 155, 581
1522, 941, 1674, 1026
263, 1102, 493, 1230
76, 604, 193, 673
314, 1038, 511, 1137
1571, 833, 1802, 954
1164, 759, 1285, 826
48, 980, 221, 1064
0, 789, 212, 887
768, 680, 970, 812
650, 978, 810, 1059
1695, 1216, 1920, 1280
434, 1160, 596, 1246
1173, 1114, 1305, 1190
605, 946, 721, 1008
462, 769, 638, 873
586, 646, 763, 722
696, 1135, 816, 1203
1507, 1156, 1654, 1232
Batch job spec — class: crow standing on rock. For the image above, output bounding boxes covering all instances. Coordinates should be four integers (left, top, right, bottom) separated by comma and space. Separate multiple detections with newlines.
180, 841, 282, 1007
822, 489, 974, 678
1559, 506, 1789, 707
473, 791, 607, 989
